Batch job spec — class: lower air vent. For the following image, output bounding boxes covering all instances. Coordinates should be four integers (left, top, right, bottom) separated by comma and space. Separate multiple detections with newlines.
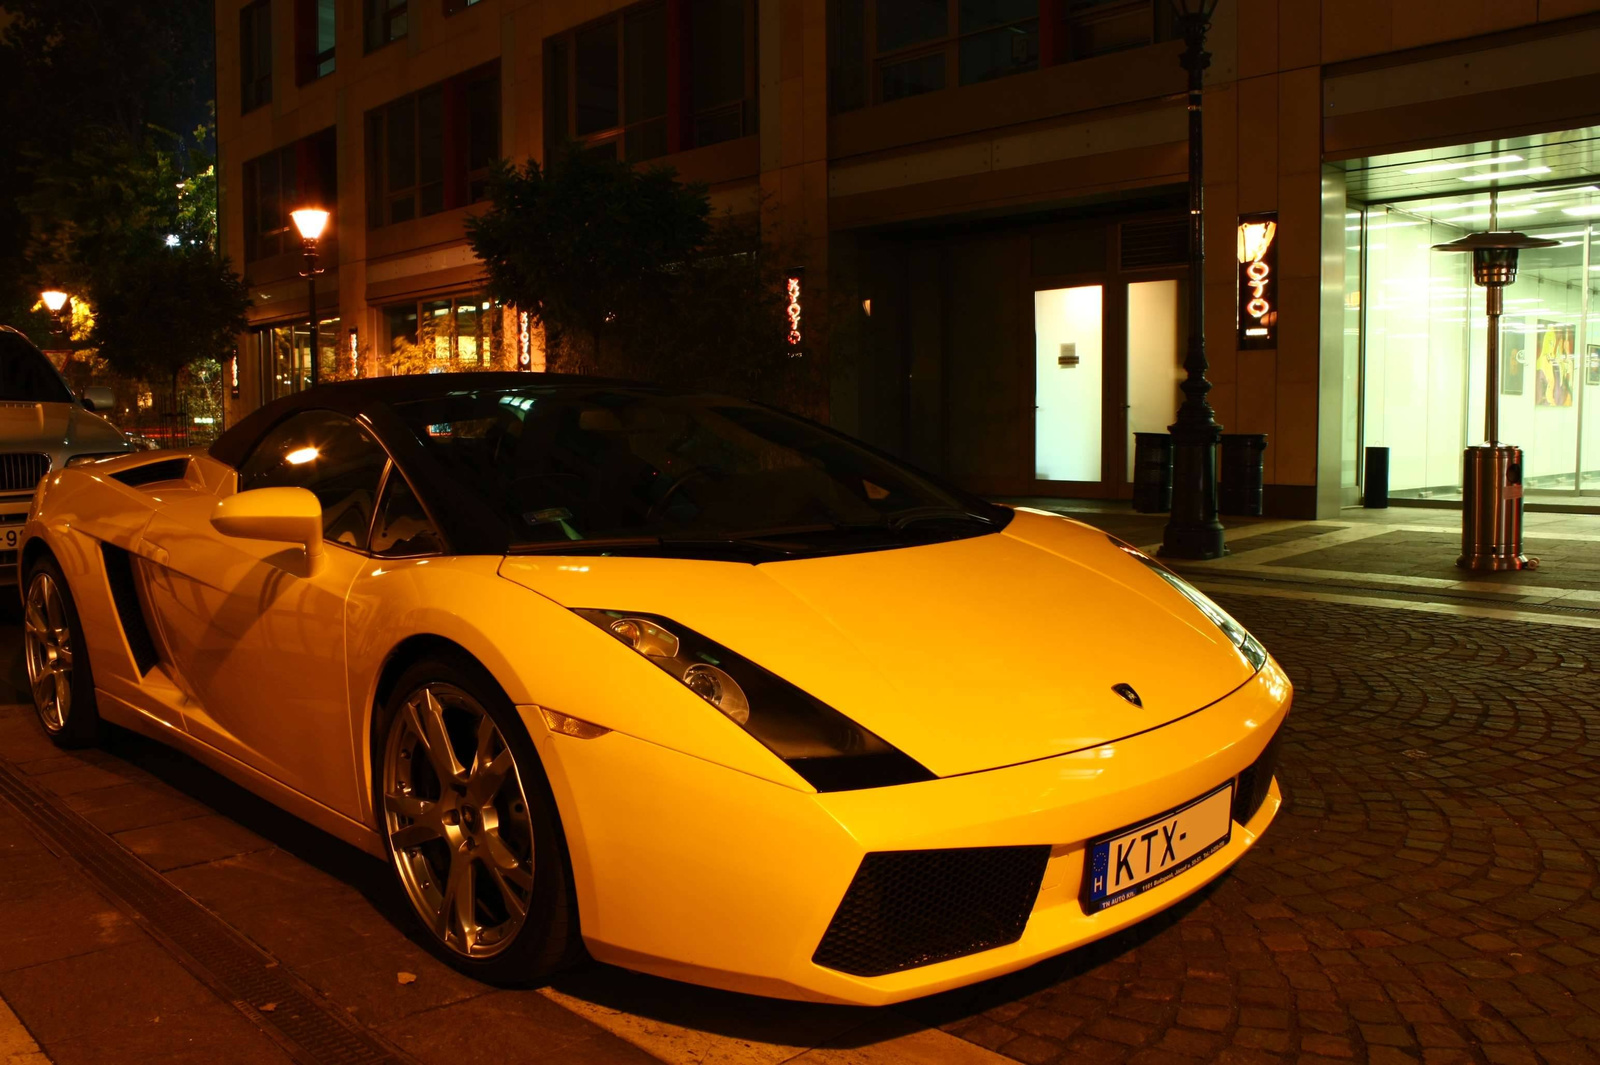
1233, 729, 1282, 826
0, 453, 50, 493
813, 845, 1051, 977
100, 543, 160, 674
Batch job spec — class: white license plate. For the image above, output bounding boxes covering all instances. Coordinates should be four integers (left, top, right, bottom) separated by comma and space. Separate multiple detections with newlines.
1, 529, 16, 549
1084, 782, 1233, 913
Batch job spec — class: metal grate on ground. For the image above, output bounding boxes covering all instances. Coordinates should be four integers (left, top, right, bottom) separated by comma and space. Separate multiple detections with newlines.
0, 754, 416, 1065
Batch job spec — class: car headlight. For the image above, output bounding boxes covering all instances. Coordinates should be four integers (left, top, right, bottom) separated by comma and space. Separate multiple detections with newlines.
574, 609, 935, 792
66, 451, 127, 467
1111, 537, 1269, 673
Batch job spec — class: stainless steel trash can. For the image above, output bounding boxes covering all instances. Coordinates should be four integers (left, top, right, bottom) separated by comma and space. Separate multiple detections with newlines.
1459, 445, 1536, 571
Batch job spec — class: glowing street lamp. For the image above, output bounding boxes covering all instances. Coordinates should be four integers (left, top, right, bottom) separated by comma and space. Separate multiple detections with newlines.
39, 289, 71, 343
291, 207, 331, 388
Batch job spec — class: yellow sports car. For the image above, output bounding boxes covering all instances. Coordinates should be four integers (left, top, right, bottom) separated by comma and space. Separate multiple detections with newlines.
18, 374, 1288, 1005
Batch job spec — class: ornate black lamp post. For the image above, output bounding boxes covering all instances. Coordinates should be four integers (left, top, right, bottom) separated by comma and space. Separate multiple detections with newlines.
291, 207, 330, 388
1160, 0, 1227, 561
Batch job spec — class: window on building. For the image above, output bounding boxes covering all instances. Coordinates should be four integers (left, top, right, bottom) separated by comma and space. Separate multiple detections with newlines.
366, 63, 499, 227
253, 316, 341, 403
296, 0, 337, 82
545, 1, 756, 162
443, 0, 485, 15
829, 0, 1170, 112
242, 128, 336, 261
241, 0, 273, 113
365, 0, 407, 52
380, 295, 508, 373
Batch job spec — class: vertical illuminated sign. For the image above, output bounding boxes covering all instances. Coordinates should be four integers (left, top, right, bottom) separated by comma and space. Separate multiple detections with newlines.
229, 350, 240, 399
784, 269, 804, 355
1237, 213, 1278, 350
348, 329, 359, 378
519, 311, 532, 369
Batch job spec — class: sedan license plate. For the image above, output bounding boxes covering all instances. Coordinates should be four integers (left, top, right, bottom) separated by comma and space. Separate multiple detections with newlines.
1084, 782, 1233, 913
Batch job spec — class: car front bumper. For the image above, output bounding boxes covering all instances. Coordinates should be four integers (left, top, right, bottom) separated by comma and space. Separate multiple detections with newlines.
526, 658, 1291, 1005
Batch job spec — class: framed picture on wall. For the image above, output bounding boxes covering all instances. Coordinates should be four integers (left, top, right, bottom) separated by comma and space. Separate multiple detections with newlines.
1501, 321, 1525, 396
1588, 345, 1600, 388
1535, 320, 1576, 408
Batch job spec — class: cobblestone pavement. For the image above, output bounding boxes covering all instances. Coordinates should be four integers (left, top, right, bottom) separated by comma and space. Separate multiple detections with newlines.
917, 591, 1600, 1065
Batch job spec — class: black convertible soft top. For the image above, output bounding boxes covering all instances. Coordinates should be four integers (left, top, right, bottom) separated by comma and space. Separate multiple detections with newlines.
210, 372, 669, 556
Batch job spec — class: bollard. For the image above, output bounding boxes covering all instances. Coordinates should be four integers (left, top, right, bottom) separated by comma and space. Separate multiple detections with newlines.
1364, 446, 1389, 509
1132, 433, 1173, 513
1219, 434, 1267, 517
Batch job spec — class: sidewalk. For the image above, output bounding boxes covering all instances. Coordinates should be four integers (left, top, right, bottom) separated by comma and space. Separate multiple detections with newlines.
1007, 499, 1600, 627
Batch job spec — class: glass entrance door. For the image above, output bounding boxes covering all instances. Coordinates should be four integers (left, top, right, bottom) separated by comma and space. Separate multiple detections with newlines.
1034, 279, 1186, 493
1034, 284, 1104, 482
1126, 280, 1185, 481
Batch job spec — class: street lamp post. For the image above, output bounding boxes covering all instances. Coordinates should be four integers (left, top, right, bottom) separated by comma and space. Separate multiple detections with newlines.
291, 208, 330, 388
1160, 0, 1227, 561
39, 289, 71, 344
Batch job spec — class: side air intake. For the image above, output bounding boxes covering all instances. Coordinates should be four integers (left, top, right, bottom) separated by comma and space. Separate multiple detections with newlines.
100, 543, 160, 675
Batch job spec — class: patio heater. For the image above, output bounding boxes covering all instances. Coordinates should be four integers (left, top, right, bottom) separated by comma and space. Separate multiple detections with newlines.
1432, 230, 1558, 571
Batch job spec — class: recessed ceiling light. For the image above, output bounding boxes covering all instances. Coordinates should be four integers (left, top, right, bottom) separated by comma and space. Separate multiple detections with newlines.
1459, 167, 1553, 182
1402, 154, 1524, 175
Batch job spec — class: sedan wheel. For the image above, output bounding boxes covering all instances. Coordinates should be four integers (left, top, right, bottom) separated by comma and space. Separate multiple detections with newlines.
23, 570, 74, 732
382, 682, 537, 960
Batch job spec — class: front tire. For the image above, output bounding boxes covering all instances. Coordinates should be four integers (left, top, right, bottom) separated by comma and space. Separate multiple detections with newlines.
375, 653, 579, 984
23, 556, 100, 748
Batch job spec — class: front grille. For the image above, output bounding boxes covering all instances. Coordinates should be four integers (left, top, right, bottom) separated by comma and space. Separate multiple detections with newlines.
1233, 729, 1282, 825
813, 845, 1051, 977
0, 452, 50, 493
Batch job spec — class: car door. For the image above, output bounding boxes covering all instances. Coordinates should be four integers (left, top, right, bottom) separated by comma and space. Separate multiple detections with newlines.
138, 409, 387, 819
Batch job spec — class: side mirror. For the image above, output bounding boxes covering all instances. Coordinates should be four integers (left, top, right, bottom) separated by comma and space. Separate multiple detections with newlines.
211, 487, 325, 563
82, 386, 116, 412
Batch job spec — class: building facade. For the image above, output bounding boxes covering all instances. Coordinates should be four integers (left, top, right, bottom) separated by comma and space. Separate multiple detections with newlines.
216, 0, 1600, 518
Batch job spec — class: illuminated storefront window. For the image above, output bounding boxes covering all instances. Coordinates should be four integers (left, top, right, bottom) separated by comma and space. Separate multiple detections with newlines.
1351, 183, 1600, 500
381, 294, 511, 375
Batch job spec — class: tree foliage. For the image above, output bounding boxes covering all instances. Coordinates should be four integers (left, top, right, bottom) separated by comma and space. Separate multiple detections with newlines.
469, 148, 821, 413
467, 148, 712, 357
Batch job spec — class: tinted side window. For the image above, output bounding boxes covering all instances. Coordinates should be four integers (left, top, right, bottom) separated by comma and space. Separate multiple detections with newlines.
371, 470, 443, 557
238, 410, 388, 549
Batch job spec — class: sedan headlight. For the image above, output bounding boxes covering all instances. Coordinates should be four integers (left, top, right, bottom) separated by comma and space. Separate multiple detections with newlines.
66, 451, 127, 467
574, 609, 935, 792
1112, 538, 1269, 673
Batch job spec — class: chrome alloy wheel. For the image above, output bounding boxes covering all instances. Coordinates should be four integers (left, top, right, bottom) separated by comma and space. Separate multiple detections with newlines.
23, 571, 73, 732
382, 683, 536, 959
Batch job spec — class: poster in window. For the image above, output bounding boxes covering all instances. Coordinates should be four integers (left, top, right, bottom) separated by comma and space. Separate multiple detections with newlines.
1535, 319, 1575, 408
1500, 320, 1525, 396
1588, 345, 1600, 388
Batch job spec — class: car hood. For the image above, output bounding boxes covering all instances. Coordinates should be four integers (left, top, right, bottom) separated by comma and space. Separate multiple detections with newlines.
497, 509, 1259, 778
0, 400, 124, 451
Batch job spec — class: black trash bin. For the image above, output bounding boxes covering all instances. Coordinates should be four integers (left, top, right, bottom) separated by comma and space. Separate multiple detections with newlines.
1219, 433, 1268, 516
1364, 446, 1390, 509
1132, 432, 1173, 513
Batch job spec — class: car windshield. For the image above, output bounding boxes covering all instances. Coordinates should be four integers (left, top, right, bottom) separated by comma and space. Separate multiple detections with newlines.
0, 332, 74, 404
392, 387, 1010, 556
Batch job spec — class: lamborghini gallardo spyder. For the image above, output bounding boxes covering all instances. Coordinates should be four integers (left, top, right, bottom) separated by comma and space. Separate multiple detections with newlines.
17, 373, 1289, 1005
